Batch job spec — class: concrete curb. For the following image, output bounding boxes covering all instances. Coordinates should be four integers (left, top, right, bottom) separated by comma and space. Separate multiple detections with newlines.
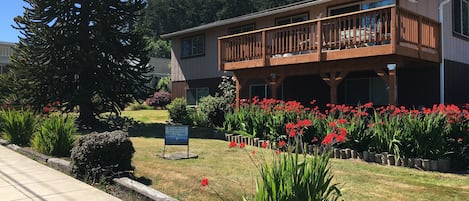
113, 177, 178, 201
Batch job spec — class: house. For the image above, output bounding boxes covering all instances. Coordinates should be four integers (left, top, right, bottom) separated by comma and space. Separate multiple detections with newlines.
0, 41, 15, 74
162, 0, 469, 107
147, 57, 171, 91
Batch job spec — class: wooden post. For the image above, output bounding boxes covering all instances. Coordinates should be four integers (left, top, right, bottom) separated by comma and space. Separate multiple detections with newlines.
235, 75, 241, 109
330, 83, 338, 104
388, 69, 397, 105
390, 7, 397, 53
261, 31, 267, 67
317, 20, 322, 61
218, 39, 223, 71
418, 15, 422, 59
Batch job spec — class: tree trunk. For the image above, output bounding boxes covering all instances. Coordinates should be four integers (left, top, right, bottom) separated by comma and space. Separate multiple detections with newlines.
78, 101, 98, 127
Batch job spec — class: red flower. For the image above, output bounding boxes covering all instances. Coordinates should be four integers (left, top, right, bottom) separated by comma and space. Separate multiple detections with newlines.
201, 178, 209, 186
364, 102, 373, 108
458, 137, 463, 144
322, 133, 337, 145
339, 128, 347, 136
262, 141, 268, 148
310, 99, 317, 105
289, 129, 296, 137
336, 134, 346, 143
338, 118, 347, 124
252, 150, 256, 155
43, 106, 51, 113
278, 140, 286, 148
229, 141, 237, 148
329, 122, 337, 128
239, 142, 245, 148
312, 137, 318, 142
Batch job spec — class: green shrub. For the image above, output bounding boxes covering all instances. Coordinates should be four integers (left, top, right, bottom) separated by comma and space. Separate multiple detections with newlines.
32, 115, 76, 157
198, 95, 226, 127
188, 107, 209, 127
0, 109, 37, 146
70, 130, 135, 182
167, 98, 189, 124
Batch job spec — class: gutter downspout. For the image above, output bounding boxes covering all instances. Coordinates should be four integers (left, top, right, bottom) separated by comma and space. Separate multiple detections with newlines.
439, 0, 451, 104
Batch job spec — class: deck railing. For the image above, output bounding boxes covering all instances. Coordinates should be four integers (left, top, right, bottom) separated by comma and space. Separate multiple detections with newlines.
218, 5, 441, 70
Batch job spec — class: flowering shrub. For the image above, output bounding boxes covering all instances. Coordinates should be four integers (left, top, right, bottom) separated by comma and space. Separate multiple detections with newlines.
145, 91, 171, 108
224, 98, 469, 169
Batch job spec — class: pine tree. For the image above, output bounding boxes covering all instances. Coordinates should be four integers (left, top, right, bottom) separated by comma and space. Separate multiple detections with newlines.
11, 0, 151, 126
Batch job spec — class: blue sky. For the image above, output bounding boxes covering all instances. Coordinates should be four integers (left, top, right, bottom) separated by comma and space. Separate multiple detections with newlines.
0, 0, 28, 43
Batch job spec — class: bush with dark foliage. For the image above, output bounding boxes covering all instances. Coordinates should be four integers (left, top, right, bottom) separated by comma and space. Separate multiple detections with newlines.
70, 130, 135, 183
145, 91, 171, 108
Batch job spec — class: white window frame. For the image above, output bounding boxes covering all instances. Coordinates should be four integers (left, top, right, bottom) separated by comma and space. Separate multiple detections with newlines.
228, 23, 256, 35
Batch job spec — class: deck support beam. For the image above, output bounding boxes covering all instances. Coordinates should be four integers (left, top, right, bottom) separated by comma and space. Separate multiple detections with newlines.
320, 71, 348, 104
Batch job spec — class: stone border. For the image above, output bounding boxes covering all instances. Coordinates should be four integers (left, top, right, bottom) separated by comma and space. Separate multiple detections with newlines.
0, 139, 177, 201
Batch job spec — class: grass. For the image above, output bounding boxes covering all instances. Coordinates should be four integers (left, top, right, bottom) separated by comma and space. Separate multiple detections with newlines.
125, 110, 469, 201
121, 109, 168, 124
131, 138, 469, 201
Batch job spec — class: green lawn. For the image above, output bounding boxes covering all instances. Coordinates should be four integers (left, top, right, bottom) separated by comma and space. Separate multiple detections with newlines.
121, 109, 169, 124
125, 110, 469, 201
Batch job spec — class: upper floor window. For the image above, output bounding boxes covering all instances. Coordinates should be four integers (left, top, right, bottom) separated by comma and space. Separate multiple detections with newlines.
228, 24, 256, 35
328, 0, 393, 16
275, 13, 309, 26
454, 0, 469, 37
181, 35, 205, 58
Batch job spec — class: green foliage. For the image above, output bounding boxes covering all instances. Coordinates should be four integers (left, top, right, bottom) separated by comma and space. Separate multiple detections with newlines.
127, 102, 154, 111
0, 109, 37, 146
12, 0, 152, 125
167, 98, 189, 124
70, 130, 135, 182
218, 76, 236, 111
32, 115, 76, 157
156, 76, 171, 92
198, 95, 226, 127
187, 107, 209, 127
147, 38, 171, 58
251, 150, 342, 201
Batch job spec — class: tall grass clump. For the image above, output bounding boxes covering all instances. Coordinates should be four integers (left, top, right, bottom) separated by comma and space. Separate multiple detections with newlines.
248, 119, 341, 201
0, 109, 37, 146
32, 115, 77, 157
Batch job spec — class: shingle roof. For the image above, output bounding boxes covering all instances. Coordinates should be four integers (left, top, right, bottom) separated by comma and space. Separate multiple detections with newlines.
160, 0, 331, 39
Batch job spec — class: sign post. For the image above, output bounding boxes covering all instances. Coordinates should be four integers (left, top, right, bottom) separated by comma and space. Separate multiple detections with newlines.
164, 125, 189, 158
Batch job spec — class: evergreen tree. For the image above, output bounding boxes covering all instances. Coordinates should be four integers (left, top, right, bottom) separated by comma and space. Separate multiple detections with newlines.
11, 0, 151, 125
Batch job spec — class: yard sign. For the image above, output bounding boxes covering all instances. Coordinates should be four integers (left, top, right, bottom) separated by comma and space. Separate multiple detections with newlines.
163, 125, 189, 157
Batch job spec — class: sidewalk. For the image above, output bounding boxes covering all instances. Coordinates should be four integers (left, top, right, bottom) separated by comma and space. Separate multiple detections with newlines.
0, 145, 121, 201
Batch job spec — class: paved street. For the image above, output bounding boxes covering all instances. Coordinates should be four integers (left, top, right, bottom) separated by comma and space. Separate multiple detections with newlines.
0, 145, 121, 201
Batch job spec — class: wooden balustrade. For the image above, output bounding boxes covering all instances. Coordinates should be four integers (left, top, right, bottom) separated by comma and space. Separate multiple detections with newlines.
218, 5, 441, 71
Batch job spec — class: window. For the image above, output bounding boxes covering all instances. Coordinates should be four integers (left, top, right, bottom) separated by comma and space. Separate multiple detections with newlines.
345, 77, 388, 105
0, 65, 6, 74
186, 87, 209, 105
249, 84, 283, 99
275, 13, 309, 26
228, 24, 256, 34
181, 35, 205, 58
328, 0, 393, 16
454, 0, 469, 37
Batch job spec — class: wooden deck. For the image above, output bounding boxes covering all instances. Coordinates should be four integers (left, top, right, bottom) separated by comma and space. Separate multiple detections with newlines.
218, 6, 441, 71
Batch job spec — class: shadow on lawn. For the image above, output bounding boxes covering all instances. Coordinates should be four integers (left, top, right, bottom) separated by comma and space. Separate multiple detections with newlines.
128, 123, 226, 140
